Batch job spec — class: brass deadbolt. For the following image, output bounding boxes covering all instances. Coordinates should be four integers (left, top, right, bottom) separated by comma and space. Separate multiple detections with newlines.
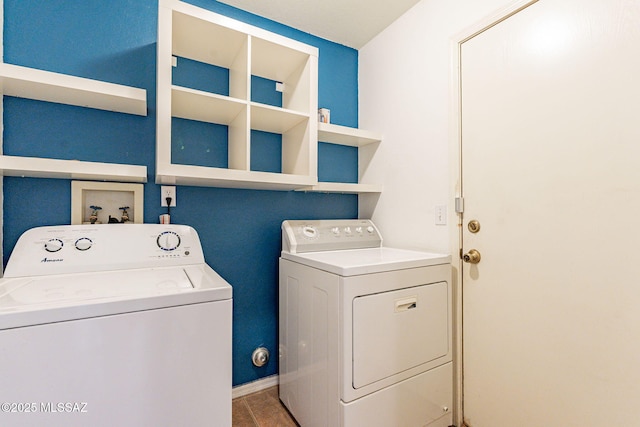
468, 220, 481, 233
463, 249, 481, 264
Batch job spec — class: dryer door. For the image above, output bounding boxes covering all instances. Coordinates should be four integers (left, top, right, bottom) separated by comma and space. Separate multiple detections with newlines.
352, 282, 448, 389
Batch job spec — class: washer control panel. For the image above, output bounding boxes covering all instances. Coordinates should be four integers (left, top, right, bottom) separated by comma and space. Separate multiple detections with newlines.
282, 219, 382, 254
4, 224, 205, 278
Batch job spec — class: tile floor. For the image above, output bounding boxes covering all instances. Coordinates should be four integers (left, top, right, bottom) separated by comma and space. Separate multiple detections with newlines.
232, 386, 298, 427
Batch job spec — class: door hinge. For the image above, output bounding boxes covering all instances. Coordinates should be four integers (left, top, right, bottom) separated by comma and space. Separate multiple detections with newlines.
455, 197, 464, 213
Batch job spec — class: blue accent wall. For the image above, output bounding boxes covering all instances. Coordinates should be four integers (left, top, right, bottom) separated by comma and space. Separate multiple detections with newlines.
3, 0, 359, 386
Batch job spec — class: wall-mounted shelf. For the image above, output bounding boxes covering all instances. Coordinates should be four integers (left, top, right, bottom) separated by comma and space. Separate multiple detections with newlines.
302, 182, 382, 194
0, 63, 147, 116
0, 155, 147, 183
0, 61, 148, 183
318, 122, 381, 147
156, 0, 318, 191
306, 122, 383, 194
156, 163, 314, 191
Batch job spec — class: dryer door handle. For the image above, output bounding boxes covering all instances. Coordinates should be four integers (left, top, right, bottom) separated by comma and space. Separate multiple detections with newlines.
395, 296, 418, 312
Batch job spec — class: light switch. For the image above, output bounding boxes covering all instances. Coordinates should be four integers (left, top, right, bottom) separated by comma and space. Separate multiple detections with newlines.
435, 205, 447, 225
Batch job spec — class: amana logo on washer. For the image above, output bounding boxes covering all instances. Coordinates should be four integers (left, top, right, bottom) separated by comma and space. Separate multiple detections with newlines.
41, 257, 64, 263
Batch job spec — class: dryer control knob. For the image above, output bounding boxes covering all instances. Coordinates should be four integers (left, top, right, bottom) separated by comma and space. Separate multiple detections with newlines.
367, 226, 375, 234
302, 226, 318, 239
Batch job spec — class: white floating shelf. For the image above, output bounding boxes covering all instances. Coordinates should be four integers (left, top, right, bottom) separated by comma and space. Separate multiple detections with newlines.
0, 155, 148, 183
299, 182, 383, 194
157, 163, 316, 191
0, 63, 147, 116
317, 122, 382, 147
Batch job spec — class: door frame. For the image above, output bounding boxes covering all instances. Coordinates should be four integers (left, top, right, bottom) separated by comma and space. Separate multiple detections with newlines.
448, 1, 538, 424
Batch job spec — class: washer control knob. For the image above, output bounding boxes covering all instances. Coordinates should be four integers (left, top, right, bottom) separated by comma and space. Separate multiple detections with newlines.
331, 227, 340, 236
356, 227, 363, 234
75, 238, 93, 251
344, 227, 352, 235
367, 226, 375, 234
44, 238, 63, 252
157, 231, 181, 251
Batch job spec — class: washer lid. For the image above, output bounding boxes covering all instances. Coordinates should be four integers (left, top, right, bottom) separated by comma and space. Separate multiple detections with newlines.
5, 268, 193, 305
280, 247, 451, 276
0, 264, 232, 329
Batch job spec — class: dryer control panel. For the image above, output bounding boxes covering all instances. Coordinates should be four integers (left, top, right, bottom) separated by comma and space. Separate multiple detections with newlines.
282, 219, 382, 254
4, 224, 206, 278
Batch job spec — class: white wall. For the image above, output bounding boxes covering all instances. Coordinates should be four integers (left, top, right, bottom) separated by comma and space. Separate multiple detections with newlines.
358, 0, 513, 252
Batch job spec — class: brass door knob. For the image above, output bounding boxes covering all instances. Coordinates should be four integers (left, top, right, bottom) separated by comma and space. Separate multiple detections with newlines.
463, 249, 481, 264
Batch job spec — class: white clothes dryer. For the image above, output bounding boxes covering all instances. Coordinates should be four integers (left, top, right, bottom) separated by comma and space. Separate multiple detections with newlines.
0, 224, 232, 427
279, 219, 453, 427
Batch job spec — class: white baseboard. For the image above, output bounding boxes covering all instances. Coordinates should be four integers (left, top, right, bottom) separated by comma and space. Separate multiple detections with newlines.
232, 374, 279, 399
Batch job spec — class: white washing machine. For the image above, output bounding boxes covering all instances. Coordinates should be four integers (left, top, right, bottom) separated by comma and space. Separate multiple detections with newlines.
279, 219, 453, 427
0, 224, 232, 427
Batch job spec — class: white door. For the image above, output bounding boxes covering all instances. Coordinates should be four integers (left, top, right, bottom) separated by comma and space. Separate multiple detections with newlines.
460, 0, 640, 426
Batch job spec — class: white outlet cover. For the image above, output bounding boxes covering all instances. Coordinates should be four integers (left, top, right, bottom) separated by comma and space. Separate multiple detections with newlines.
161, 186, 176, 207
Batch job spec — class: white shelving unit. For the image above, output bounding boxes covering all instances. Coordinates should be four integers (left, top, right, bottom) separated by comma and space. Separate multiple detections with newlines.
0, 63, 149, 183
305, 122, 383, 194
156, 0, 318, 190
